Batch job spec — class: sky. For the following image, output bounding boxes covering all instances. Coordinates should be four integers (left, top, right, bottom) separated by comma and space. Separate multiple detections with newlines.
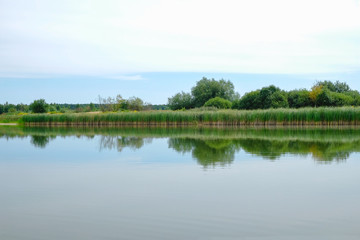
1, 0, 359, 104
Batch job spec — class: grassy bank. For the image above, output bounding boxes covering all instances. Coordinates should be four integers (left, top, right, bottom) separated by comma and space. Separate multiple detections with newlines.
0, 114, 23, 123
20, 107, 360, 126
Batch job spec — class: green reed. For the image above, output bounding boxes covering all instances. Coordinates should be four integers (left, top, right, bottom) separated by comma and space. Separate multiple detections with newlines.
20, 107, 360, 126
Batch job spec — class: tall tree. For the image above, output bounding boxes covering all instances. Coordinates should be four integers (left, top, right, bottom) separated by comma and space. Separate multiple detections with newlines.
29, 99, 48, 113
191, 77, 236, 107
168, 92, 193, 110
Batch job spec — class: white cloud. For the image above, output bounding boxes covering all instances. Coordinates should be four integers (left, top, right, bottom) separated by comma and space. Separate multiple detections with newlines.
0, 0, 359, 75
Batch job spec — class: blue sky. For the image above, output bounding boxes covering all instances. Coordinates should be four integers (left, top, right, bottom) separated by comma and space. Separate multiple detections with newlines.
1, 0, 360, 104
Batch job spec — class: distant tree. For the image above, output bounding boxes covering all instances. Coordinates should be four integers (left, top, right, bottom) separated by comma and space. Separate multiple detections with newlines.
288, 89, 312, 108
168, 91, 194, 110
89, 102, 96, 111
344, 90, 360, 106
204, 97, 232, 109
127, 97, 144, 111
233, 90, 261, 110
16, 103, 29, 112
259, 86, 287, 109
8, 107, 16, 114
315, 88, 332, 107
330, 92, 353, 107
0, 104, 4, 114
29, 99, 48, 113
191, 77, 236, 107
98, 95, 116, 112
314, 80, 350, 93
309, 85, 323, 107
269, 91, 289, 108
115, 94, 126, 111
49, 105, 57, 112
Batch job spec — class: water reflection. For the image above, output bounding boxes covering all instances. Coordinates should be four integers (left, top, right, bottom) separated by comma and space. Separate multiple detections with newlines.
99, 136, 152, 152
1, 126, 360, 166
30, 135, 54, 148
169, 138, 235, 167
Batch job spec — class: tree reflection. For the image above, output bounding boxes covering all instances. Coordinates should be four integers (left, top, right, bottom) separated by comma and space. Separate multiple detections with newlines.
99, 136, 151, 152
168, 137, 360, 166
169, 138, 235, 168
30, 135, 51, 148
3, 126, 360, 166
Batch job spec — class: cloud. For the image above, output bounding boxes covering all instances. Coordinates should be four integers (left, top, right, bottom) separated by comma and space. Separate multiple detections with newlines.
0, 0, 359, 75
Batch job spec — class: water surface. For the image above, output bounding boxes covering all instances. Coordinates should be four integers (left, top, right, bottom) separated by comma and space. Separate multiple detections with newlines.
1, 126, 360, 240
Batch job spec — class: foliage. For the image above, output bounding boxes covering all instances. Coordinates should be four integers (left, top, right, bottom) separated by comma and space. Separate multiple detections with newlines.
314, 80, 350, 93
233, 85, 288, 110
204, 97, 232, 109
330, 92, 354, 107
288, 89, 312, 108
21, 107, 360, 126
126, 97, 144, 111
29, 99, 48, 113
232, 90, 260, 110
268, 91, 289, 108
168, 92, 194, 110
309, 85, 322, 106
191, 77, 237, 107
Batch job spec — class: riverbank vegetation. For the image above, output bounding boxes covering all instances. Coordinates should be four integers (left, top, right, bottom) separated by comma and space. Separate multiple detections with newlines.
2, 79, 360, 126
19, 107, 360, 126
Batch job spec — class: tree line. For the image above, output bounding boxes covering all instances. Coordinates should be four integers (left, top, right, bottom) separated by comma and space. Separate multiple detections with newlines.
0, 95, 167, 114
1, 78, 360, 114
168, 78, 360, 110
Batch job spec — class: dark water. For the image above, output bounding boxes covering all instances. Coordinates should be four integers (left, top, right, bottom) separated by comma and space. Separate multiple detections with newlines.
1, 126, 360, 240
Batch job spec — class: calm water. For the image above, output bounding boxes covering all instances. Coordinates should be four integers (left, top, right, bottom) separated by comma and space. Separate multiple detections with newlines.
1, 126, 360, 240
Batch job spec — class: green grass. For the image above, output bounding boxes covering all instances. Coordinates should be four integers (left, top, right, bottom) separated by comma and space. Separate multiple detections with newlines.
20, 107, 360, 126
0, 114, 23, 123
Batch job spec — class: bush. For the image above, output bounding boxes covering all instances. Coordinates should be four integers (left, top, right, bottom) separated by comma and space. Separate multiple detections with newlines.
288, 89, 312, 108
29, 99, 48, 113
204, 97, 232, 109
168, 92, 194, 110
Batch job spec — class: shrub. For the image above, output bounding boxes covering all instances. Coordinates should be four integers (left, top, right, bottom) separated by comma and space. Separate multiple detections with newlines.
204, 97, 232, 109
29, 99, 48, 113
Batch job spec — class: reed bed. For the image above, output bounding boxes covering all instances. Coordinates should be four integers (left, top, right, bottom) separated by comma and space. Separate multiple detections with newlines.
21, 107, 360, 126
0, 114, 23, 123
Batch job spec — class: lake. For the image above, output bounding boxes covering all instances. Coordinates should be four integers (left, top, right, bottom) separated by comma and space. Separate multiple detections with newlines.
1, 126, 360, 240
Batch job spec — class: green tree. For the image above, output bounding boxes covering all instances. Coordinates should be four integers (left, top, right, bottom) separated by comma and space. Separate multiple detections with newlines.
115, 95, 126, 111
29, 99, 48, 113
330, 92, 353, 106
89, 102, 96, 111
204, 97, 232, 109
168, 91, 193, 110
258, 85, 283, 109
191, 77, 236, 107
316, 88, 332, 107
269, 91, 289, 108
233, 90, 261, 110
127, 97, 144, 111
288, 89, 312, 108
314, 80, 350, 93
